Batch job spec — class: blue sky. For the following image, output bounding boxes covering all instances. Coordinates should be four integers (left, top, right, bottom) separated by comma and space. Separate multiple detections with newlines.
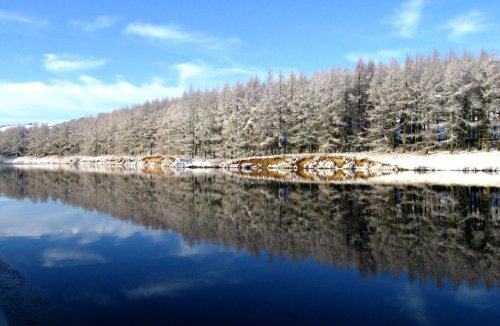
0, 0, 498, 125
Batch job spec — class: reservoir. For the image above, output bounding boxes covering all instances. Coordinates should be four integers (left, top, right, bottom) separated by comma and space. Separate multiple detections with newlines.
0, 166, 498, 325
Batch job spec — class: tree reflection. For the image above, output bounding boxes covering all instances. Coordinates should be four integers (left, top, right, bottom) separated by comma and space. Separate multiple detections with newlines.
0, 167, 498, 289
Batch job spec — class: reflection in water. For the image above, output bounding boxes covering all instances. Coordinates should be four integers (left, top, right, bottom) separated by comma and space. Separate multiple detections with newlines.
0, 167, 498, 290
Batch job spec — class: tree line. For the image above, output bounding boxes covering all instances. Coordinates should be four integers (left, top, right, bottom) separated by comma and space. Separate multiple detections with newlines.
0, 50, 498, 158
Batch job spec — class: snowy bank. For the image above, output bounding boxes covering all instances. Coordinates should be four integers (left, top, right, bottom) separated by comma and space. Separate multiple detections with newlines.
0, 155, 175, 169
1, 151, 500, 172
170, 158, 224, 168
364, 151, 500, 171
224, 152, 500, 172
223, 154, 393, 172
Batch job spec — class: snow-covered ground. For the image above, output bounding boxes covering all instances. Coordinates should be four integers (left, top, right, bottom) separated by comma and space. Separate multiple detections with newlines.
363, 151, 500, 171
170, 158, 222, 168
1, 151, 500, 172
1, 155, 141, 167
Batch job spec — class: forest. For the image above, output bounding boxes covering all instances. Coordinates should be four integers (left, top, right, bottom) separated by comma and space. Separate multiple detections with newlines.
0, 50, 498, 158
0, 167, 498, 288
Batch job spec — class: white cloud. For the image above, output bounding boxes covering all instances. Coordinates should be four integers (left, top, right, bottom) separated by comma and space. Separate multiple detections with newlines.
69, 15, 119, 32
172, 61, 264, 87
43, 53, 108, 72
346, 48, 409, 62
0, 59, 262, 125
175, 62, 205, 85
0, 76, 183, 124
0, 10, 46, 26
124, 22, 239, 51
443, 10, 488, 40
124, 23, 207, 43
387, 0, 425, 38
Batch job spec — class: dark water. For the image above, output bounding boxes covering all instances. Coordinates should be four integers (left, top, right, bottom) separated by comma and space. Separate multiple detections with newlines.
0, 167, 498, 325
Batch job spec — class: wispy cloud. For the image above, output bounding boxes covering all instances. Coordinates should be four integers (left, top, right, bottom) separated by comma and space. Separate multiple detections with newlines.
43, 53, 107, 72
69, 15, 119, 32
0, 10, 46, 26
124, 22, 240, 51
346, 48, 409, 62
124, 22, 208, 43
443, 10, 489, 40
386, 0, 425, 38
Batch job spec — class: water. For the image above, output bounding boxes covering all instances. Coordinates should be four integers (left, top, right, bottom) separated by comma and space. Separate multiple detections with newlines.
0, 166, 498, 325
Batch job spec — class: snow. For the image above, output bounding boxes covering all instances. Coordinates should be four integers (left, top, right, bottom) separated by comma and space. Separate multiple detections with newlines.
1, 155, 155, 168
0, 124, 33, 132
363, 151, 500, 171
3, 152, 500, 172
170, 158, 221, 168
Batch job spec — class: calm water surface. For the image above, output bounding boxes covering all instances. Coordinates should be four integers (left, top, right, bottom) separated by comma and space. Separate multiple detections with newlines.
0, 167, 498, 325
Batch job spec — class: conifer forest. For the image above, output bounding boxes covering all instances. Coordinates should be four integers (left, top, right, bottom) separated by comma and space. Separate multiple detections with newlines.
1, 50, 498, 158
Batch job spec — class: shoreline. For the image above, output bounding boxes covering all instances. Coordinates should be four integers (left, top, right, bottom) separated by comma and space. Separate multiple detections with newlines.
1, 151, 500, 172
4, 163, 500, 188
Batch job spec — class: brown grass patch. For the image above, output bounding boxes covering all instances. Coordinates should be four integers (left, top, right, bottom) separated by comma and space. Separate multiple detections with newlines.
230, 154, 390, 171
354, 159, 373, 167
143, 156, 164, 164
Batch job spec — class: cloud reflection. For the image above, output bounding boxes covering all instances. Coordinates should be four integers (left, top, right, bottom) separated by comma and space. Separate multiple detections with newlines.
42, 248, 105, 268
124, 279, 203, 299
0, 201, 145, 243
397, 284, 431, 326
171, 240, 228, 257
452, 284, 497, 311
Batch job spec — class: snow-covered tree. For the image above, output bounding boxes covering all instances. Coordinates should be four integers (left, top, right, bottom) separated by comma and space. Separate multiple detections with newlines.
1, 50, 497, 157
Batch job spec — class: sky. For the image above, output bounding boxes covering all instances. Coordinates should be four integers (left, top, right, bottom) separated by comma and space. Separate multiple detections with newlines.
0, 0, 498, 125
